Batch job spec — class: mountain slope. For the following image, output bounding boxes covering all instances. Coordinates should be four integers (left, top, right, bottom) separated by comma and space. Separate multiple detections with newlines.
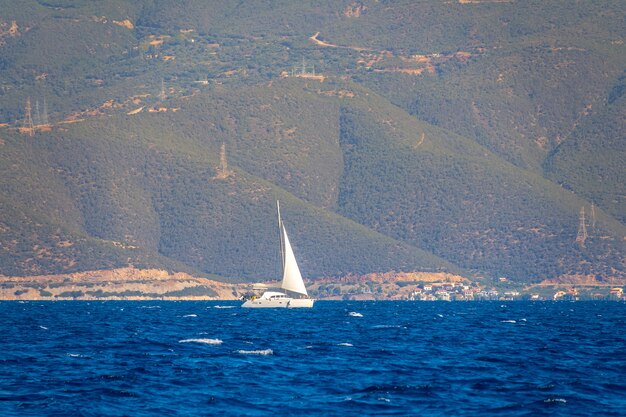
544, 77, 626, 223
335, 89, 625, 281
0, 1, 623, 283
0, 103, 456, 279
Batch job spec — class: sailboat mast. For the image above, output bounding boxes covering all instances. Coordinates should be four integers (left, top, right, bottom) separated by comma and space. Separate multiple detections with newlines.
277, 200, 285, 275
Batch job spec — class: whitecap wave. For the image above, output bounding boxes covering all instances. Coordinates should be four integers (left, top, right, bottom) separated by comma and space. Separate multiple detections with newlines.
179, 338, 223, 345
501, 320, 516, 323
182, 314, 197, 317
214, 305, 236, 309
348, 312, 363, 317
237, 349, 273, 355
544, 398, 567, 404
371, 324, 405, 329
140, 306, 160, 309
38, 325, 48, 330
337, 342, 353, 347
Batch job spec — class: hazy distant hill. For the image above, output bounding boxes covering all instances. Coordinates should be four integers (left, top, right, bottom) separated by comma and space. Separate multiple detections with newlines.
0, 1, 623, 283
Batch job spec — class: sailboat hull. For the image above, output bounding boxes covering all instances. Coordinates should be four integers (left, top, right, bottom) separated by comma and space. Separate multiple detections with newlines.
241, 291, 314, 308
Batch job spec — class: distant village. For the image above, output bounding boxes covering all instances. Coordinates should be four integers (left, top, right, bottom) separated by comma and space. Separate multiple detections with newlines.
310, 274, 626, 302
408, 281, 499, 301
304, 272, 626, 301
405, 281, 625, 302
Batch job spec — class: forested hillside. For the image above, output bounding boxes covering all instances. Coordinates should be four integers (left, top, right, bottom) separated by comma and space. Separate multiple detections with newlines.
0, 1, 623, 283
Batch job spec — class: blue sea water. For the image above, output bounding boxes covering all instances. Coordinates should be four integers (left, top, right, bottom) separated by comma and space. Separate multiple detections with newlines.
1, 301, 625, 416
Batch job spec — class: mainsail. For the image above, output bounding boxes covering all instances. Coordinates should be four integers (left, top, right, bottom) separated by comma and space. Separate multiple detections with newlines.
241, 201, 313, 308
279, 215, 308, 296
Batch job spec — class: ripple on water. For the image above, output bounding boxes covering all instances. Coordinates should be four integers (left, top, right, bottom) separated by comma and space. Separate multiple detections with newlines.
178, 338, 223, 345
0, 301, 624, 416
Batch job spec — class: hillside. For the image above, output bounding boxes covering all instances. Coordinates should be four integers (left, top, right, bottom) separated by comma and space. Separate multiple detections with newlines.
0, 267, 241, 300
544, 80, 626, 223
0, 1, 623, 284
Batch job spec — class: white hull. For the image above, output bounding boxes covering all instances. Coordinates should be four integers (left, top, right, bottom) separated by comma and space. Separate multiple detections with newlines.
241, 291, 314, 308
241, 299, 314, 308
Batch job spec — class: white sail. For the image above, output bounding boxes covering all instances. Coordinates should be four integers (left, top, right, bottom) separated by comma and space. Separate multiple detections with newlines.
241, 201, 313, 308
280, 223, 308, 296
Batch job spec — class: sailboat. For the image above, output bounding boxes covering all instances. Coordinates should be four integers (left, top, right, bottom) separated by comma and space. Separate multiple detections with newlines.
241, 201, 315, 308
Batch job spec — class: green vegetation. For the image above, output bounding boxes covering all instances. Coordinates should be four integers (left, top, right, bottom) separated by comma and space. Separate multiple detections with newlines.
57, 290, 84, 298
0, 1, 623, 283
162, 286, 218, 298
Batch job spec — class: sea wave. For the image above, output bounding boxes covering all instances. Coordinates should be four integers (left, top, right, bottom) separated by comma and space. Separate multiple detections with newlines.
2, 301, 624, 416
178, 338, 223, 345
371, 324, 406, 329
544, 398, 567, 404
237, 349, 273, 356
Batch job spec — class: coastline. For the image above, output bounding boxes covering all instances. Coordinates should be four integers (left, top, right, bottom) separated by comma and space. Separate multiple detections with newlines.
1, 267, 624, 301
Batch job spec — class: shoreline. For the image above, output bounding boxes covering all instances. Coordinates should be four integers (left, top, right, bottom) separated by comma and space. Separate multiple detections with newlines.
1, 267, 624, 302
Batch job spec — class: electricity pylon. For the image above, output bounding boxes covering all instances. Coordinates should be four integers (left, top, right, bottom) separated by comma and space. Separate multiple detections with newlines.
575, 206, 588, 248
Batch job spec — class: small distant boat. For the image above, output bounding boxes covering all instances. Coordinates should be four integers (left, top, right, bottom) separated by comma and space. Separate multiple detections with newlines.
242, 201, 314, 308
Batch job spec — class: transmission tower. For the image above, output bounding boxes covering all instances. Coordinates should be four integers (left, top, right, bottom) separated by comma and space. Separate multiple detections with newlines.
220, 142, 228, 173
575, 206, 588, 247
590, 203, 596, 235
34, 100, 41, 126
41, 97, 49, 125
23, 97, 34, 136
158, 78, 166, 101
215, 143, 231, 179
